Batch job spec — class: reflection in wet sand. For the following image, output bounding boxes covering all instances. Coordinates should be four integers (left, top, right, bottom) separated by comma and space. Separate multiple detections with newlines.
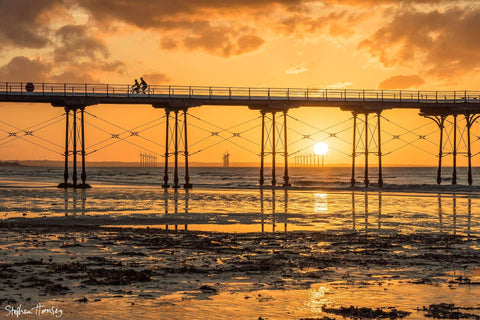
438, 194, 443, 234
63, 189, 86, 217
468, 197, 471, 239
2, 187, 477, 237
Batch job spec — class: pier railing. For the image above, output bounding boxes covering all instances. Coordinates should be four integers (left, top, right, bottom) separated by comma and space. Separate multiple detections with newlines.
2, 82, 480, 104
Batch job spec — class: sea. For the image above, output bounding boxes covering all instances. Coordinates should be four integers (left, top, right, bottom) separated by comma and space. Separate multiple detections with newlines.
1, 165, 479, 237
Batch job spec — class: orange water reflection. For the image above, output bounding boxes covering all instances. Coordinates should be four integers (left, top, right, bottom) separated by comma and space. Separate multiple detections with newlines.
1, 187, 478, 237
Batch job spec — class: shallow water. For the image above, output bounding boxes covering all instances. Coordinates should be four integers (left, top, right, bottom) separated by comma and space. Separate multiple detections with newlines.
2, 185, 479, 238
2, 165, 480, 188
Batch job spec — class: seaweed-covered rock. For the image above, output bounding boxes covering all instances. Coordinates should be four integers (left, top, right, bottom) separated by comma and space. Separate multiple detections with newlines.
423, 303, 480, 319
322, 305, 410, 319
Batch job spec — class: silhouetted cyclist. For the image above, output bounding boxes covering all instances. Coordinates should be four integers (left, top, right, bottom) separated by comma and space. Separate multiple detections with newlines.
132, 79, 140, 94
140, 77, 148, 94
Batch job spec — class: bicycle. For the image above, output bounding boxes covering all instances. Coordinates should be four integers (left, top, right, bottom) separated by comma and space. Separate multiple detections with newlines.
131, 85, 140, 94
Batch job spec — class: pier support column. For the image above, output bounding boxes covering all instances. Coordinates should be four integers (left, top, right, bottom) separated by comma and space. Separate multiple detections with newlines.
282, 110, 291, 187
452, 114, 457, 185
72, 108, 78, 187
58, 108, 72, 188
183, 108, 193, 189
78, 106, 91, 188
260, 111, 265, 186
464, 114, 480, 186
173, 110, 180, 188
271, 112, 276, 186
467, 117, 473, 186
351, 112, 357, 187
364, 113, 369, 187
154, 104, 198, 189
424, 114, 446, 185
437, 118, 445, 185
377, 111, 383, 188
347, 109, 383, 188
254, 106, 292, 188
162, 110, 170, 188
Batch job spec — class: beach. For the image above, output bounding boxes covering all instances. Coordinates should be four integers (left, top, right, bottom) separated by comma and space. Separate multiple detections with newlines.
2, 222, 480, 319
1, 167, 480, 319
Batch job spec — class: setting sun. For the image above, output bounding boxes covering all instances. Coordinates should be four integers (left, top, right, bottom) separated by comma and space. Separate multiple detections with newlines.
313, 142, 328, 155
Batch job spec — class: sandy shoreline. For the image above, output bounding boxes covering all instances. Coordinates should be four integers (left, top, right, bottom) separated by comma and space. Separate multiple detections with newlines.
2, 222, 480, 319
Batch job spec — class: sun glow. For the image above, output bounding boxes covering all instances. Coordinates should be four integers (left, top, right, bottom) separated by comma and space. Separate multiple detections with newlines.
313, 142, 328, 155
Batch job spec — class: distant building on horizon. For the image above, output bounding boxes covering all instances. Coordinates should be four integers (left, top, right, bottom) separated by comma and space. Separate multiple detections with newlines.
223, 152, 230, 168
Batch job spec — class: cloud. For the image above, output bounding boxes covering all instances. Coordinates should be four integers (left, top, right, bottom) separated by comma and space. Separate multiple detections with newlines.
141, 73, 170, 84
285, 63, 309, 74
72, 0, 302, 57
326, 82, 353, 89
277, 9, 366, 38
73, 0, 308, 27
359, 6, 480, 78
49, 24, 124, 82
0, 0, 68, 49
51, 66, 98, 83
378, 75, 425, 89
322, 0, 449, 6
160, 22, 264, 57
0, 56, 52, 82
51, 60, 124, 83
0, 55, 125, 84
54, 25, 110, 63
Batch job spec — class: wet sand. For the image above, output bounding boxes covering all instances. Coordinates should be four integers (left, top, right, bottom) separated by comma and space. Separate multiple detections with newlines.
2, 222, 480, 319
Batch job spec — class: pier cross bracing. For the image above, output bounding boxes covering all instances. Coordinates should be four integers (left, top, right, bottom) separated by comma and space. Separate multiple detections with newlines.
2, 81, 480, 188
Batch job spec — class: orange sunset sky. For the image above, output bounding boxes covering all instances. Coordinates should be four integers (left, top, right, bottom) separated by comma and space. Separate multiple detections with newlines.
1, 0, 480, 166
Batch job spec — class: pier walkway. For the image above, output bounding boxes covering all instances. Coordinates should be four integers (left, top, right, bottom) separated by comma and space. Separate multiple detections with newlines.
1, 82, 480, 113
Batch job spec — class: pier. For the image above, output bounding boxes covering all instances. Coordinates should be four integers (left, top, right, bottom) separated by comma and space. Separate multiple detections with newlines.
2, 81, 480, 188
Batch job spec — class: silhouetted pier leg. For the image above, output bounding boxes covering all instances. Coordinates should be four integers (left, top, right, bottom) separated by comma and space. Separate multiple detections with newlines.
183, 109, 192, 189
467, 120, 473, 185
282, 110, 291, 187
72, 108, 78, 187
437, 118, 444, 185
271, 112, 276, 186
377, 111, 383, 188
259, 111, 265, 186
465, 114, 480, 186
173, 110, 180, 188
78, 106, 91, 188
425, 115, 446, 185
58, 108, 72, 188
351, 112, 357, 187
452, 114, 457, 185
364, 113, 369, 187
162, 110, 170, 188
